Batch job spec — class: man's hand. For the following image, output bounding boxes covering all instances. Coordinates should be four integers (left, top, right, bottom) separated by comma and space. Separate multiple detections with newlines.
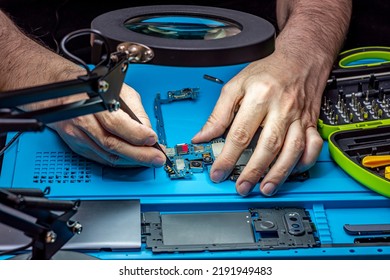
192, 0, 351, 197
0, 10, 165, 168
192, 51, 324, 196
48, 84, 166, 167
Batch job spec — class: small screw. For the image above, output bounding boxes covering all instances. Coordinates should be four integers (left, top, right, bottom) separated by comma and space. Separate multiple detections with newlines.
98, 80, 109, 93
144, 49, 154, 60
72, 222, 83, 235
109, 99, 120, 112
46, 231, 57, 243
121, 62, 128, 73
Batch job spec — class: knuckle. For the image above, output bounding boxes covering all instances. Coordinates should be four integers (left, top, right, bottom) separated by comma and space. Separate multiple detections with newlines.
206, 113, 230, 132
246, 80, 272, 95
290, 136, 305, 154
72, 116, 88, 128
265, 165, 290, 185
121, 84, 140, 97
222, 156, 238, 169
273, 166, 290, 179
71, 116, 96, 135
132, 89, 141, 100
100, 111, 123, 130
131, 90, 141, 99
311, 134, 324, 150
61, 123, 78, 138
244, 167, 267, 184
280, 97, 300, 118
263, 129, 283, 154
215, 152, 238, 171
220, 83, 235, 96
101, 113, 116, 128
230, 127, 252, 148
102, 135, 121, 152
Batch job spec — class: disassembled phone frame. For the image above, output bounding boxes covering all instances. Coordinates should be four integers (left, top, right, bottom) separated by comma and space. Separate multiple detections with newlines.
142, 207, 319, 253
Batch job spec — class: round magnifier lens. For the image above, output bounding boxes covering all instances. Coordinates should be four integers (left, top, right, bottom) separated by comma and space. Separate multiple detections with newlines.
124, 16, 242, 40
92, 5, 275, 66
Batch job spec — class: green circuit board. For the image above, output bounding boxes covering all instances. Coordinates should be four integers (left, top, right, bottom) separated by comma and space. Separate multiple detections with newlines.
164, 138, 254, 180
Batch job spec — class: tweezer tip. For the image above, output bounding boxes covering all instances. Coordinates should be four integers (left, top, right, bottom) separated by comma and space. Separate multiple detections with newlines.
164, 158, 179, 175
168, 162, 179, 175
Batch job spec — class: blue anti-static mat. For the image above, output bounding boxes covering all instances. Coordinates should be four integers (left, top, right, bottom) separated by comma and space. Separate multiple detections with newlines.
1, 63, 390, 259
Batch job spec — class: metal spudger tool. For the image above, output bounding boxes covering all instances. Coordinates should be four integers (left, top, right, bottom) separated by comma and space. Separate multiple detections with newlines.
118, 97, 177, 174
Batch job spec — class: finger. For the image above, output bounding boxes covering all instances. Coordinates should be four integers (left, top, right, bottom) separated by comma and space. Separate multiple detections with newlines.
192, 82, 242, 143
95, 110, 157, 146
94, 84, 158, 146
67, 115, 166, 167
291, 126, 323, 174
82, 119, 165, 167
256, 120, 305, 196
54, 122, 122, 166
120, 84, 153, 128
234, 112, 293, 195
67, 127, 164, 167
209, 92, 269, 183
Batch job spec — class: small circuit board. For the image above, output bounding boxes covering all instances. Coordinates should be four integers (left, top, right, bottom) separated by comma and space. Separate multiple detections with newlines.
163, 138, 309, 182
163, 138, 254, 180
154, 87, 256, 181
154, 87, 200, 146
154, 87, 309, 182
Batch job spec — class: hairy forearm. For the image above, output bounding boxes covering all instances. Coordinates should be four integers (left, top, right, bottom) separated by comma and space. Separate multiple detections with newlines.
276, 0, 352, 69
0, 10, 85, 91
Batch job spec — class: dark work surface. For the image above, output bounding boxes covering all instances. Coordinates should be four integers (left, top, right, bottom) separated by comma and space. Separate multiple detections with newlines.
1, 1, 389, 60
0, 0, 276, 61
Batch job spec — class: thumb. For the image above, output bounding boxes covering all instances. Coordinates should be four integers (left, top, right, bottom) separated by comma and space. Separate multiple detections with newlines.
192, 83, 241, 143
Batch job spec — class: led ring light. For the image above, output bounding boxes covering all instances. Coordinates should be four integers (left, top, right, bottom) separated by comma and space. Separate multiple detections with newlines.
91, 5, 275, 66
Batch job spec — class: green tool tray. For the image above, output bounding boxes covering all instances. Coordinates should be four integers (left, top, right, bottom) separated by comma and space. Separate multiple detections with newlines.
328, 125, 390, 197
318, 71, 390, 139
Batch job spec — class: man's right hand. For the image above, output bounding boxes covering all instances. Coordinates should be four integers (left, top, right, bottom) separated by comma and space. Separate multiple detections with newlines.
48, 83, 166, 167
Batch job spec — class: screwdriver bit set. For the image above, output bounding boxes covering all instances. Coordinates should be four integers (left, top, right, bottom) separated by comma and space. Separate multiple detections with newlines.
328, 125, 390, 197
318, 71, 390, 139
318, 70, 390, 198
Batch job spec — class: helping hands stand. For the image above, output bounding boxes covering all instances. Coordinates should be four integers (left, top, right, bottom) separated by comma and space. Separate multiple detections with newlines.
0, 30, 154, 259
0, 187, 83, 259
0, 37, 154, 135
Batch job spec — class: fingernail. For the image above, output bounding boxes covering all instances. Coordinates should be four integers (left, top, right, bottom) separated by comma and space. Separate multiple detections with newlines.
237, 181, 255, 196
151, 156, 165, 168
191, 131, 201, 142
145, 136, 157, 146
261, 182, 277, 197
211, 169, 225, 183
